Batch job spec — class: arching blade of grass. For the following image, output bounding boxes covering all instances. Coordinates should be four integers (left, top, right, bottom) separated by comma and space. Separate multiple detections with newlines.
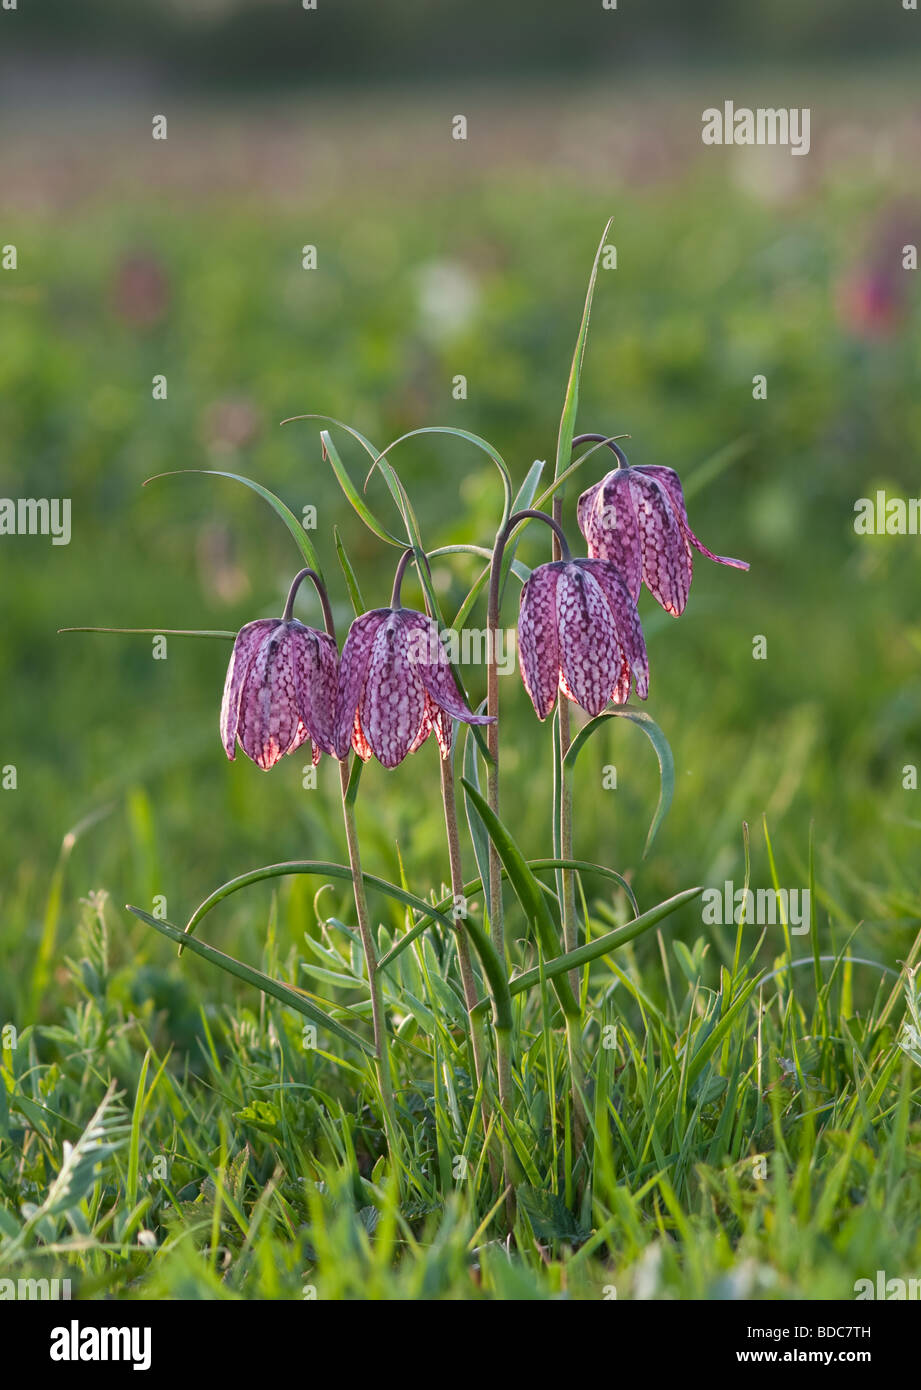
499, 886, 703, 1002
554, 216, 614, 485
58, 627, 236, 639
281, 413, 408, 544
368, 426, 513, 533
178, 860, 459, 951
144, 470, 323, 576
564, 709, 675, 856
334, 526, 367, 617
319, 429, 404, 545
127, 906, 375, 1056
377, 857, 638, 971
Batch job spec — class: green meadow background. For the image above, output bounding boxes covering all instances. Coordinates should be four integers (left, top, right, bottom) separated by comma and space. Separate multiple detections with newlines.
2, 9, 921, 1298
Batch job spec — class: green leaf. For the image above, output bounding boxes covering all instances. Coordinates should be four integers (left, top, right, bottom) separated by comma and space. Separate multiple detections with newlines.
370, 426, 513, 532
500, 457, 546, 598
462, 913, 512, 1033
319, 429, 405, 546
501, 886, 703, 1002
280, 411, 380, 463
462, 720, 494, 926
554, 217, 614, 485
461, 778, 580, 1019
127, 905, 375, 1056
685, 973, 763, 1088
563, 708, 675, 856
334, 526, 367, 617
145, 470, 323, 576
178, 860, 459, 952
58, 627, 236, 639
517, 1183, 591, 1245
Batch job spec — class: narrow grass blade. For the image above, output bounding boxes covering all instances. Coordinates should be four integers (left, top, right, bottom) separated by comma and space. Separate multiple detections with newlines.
554, 217, 614, 484
144, 470, 323, 576
563, 709, 675, 856
127, 906, 375, 1056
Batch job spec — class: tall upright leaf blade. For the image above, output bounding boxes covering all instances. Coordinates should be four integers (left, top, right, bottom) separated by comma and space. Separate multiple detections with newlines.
554, 217, 614, 484
461, 778, 579, 1018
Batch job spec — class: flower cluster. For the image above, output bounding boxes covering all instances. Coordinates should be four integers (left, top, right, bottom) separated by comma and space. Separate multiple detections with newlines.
220, 444, 747, 769
221, 561, 493, 771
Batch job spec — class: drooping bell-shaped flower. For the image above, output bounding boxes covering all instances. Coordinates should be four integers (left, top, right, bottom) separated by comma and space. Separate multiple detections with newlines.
220, 570, 339, 770
577, 450, 748, 617
518, 557, 649, 720
334, 551, 493, 768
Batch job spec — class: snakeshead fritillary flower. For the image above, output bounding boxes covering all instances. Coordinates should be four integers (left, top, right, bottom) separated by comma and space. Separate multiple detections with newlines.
221, 618, 338, 769
577, 463, 749, 616
334, 608, 493, 768
518, 558, 649, 720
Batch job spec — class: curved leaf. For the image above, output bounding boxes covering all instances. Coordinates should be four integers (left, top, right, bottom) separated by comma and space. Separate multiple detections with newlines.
58, 626, 235, 639
368, 426, 513, 532
144, 470, 322, 576
319, 429, 404, 546
564, 709, 675, 857
378, 856, 637, 971
179, 859, 459, 953
334, 526, 367, 617
504, 886, 702, 1000
461, 778, 580, 1019
127, 906, 374, 1055
463, 914, 512, 1032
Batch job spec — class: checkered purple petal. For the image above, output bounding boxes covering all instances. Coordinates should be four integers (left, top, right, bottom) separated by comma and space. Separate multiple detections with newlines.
220, 619, 279, 760
556, 564, 622, 717
577, 470, 643, 601
358, 610, 428, 768
333, 609, 388, 759
237, 623, 312, 770
517, 562, 563, 720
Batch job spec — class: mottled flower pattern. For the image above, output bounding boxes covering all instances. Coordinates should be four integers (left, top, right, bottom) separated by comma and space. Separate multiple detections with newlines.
518, 558, 649, 720
334, 608, 493, 767
220, 618, 338, 769
578, 464, 748, 616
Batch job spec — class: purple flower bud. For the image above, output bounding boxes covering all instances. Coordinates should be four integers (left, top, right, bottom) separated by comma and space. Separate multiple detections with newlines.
518, 558, 649, 720
333, 608, 493, 768
578, 464, 748, 616
220, 618, 338, 770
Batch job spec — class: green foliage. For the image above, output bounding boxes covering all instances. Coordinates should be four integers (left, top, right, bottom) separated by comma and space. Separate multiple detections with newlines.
3, 82, 921, 1298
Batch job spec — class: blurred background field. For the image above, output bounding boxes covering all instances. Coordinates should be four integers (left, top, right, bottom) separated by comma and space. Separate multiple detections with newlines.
1, 1, 921, 1297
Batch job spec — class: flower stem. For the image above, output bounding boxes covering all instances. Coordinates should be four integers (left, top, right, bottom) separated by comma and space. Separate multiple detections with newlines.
298, 564, 397, 1157
440, 750, 494, 1149
552, 494, 587, 1156
338, 758, 397, 1155
571, 433, 631, 470
487, 506, 575, 1216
